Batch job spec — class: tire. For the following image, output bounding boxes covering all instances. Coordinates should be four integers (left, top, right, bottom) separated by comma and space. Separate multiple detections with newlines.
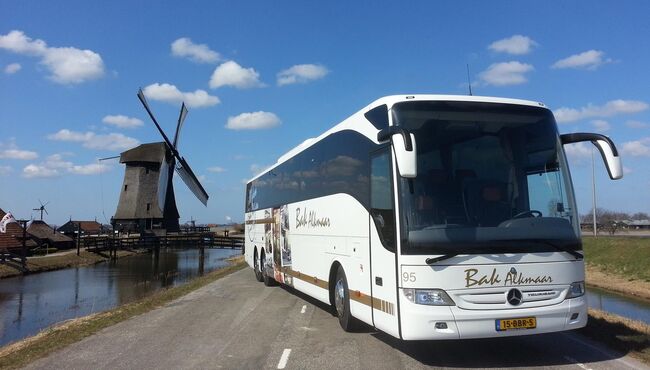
261, 251, 276, 286
253, 249, 263, 282
334, 266, 358, 332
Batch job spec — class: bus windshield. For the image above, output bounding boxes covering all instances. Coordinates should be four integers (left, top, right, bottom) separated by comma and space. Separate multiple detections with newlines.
393, 101, 581, 255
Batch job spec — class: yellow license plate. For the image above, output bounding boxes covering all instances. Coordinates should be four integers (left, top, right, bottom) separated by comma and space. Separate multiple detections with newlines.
495, 317, 536, 331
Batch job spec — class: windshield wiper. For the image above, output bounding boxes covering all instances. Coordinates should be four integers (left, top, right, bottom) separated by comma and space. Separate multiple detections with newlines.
425, 254, 458, 265
502, 239, 583, 260
539, 240, 583, 260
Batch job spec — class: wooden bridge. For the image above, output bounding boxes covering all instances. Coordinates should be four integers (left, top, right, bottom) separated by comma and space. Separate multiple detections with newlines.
82, 233, 244, 254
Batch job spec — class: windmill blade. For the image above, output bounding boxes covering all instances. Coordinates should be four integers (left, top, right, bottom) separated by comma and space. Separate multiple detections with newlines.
44, 208, 48, 215
175, 157, 209, 206
157, 158, 172, 213
173, 103, 188, 149
137, 89, 176, 153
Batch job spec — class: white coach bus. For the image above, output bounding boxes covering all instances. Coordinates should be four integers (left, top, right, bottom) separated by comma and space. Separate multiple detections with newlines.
244, 95, 622, 340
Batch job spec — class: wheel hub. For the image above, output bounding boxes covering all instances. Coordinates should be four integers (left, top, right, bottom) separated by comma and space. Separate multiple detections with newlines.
335, 279, 345, 315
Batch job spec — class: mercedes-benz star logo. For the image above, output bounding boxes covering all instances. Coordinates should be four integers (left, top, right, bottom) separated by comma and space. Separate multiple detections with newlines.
507, 288, 523, 306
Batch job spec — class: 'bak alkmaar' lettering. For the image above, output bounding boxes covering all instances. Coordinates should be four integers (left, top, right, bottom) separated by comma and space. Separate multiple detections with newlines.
464, 268, 553, 288
296, 207, 330, 229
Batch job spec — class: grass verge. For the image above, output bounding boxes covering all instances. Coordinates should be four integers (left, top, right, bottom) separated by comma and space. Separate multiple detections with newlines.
582, 236, 650, 300
582, 236, 650, 282
581, 309, 650, 363
0, 257, 245, 370
0, 250, 143, 279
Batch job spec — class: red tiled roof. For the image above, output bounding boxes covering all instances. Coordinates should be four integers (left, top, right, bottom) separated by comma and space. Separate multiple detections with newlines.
0, 208, 37, 249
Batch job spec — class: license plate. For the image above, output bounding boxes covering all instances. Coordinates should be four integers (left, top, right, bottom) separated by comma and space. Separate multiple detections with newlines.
495, 317, 536, 331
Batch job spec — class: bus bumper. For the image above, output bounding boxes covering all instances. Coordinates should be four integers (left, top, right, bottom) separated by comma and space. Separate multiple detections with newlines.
399, 295, 587, 340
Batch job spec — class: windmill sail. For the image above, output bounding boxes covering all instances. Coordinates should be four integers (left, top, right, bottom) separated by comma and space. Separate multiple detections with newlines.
175, 157, 209, 206
136, 88, 209, 207
173, 103, 188, 149
157, 156, 171, 212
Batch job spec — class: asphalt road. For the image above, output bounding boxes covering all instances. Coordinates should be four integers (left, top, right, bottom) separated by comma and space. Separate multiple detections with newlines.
24, 268, 647, 370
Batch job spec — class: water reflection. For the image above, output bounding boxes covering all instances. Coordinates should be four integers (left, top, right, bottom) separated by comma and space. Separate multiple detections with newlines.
0, 248, 239, 347
587, 287, 650, 324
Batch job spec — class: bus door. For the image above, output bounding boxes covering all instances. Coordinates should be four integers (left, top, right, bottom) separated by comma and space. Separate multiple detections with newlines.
369, 147, 400, 338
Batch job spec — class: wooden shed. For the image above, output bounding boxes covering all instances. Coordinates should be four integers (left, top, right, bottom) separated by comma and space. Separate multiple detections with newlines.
27, 220, 74, 249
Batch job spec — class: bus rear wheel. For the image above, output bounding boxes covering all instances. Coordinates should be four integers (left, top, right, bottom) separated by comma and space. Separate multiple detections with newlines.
261, 251, 276, 286
334, 266, 358, 332
253, 249, 263, 282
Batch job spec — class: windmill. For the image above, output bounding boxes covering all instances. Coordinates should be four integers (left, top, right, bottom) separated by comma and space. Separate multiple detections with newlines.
32, 200, 49, 221
112, 89, 209, 234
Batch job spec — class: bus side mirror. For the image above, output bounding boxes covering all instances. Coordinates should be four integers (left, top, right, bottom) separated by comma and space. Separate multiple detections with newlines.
560, 133, 623, 180
378, 127, 417, 178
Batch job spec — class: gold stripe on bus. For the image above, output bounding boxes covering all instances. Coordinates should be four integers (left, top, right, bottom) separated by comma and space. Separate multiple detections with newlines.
279, 267, 395, 316
245, 218, 275, 225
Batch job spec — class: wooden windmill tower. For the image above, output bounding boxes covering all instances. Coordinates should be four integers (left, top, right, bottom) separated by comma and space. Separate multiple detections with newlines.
112, 89, 209, 234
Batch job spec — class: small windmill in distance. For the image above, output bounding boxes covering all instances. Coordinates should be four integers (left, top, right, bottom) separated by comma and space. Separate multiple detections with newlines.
33, 200, 49, 221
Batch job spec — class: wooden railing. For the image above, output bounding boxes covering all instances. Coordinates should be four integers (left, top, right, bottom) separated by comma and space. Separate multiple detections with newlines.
82, 233, 244, 253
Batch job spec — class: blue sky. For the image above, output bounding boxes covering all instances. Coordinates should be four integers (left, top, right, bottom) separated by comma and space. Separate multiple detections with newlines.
1, 1, 649, 225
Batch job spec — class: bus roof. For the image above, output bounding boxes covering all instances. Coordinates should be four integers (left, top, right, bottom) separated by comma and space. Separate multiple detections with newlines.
247, 94, 548, 183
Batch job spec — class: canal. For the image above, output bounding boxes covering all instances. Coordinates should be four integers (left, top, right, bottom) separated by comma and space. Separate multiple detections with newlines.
586, 286, 650, 324
0, 248, 240, 347
2, 251, 649, 348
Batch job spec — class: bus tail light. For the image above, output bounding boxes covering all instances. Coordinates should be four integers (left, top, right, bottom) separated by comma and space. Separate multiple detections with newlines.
403, 288, 455, 306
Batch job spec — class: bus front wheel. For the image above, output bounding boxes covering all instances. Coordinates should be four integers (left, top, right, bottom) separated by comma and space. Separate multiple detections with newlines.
253, 249, 263, 282
334, 266, 358, 332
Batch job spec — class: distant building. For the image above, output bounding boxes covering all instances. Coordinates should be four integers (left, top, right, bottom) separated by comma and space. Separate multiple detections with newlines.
58, 220, 103, 238
618, 219, 650, 230
27, 220, 74, 249
0, 208, 37, 251
112, 142, 180, 234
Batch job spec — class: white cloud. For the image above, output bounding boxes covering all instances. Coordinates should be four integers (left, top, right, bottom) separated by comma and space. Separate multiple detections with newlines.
250, 163, 271, 175
226, 111, 281, 130
478, 61, 533, 86
0, 30, 105, 84
22, 153, 110, 178
143, 83, 220, 108
0, 165, 13, 175
551, 50, 612, 70
563, 142, 592, 163
102, 115, 143, 129
591, 120, 611, 132
69, 163, 110, 175
621, 138, 650, 157
626, 120, 649, 129
277, 64, 329, 86
207, 166, 226, 173
48, 129, 139, 151
488, 35, 537, 55
209, 61, 263, 89
554, 100, 648, 123
4, 63, 21, 74
0, 148, 38, 160
225, 215, 232, 222
171, 37, 220, 63
23, 164, 59, 178
623, 167, 633, 175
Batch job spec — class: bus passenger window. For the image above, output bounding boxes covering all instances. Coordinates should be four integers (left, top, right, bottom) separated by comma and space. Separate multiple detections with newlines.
371, 149, 396, 251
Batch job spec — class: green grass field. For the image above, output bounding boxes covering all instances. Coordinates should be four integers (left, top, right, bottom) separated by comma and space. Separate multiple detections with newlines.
582, 236, 650, 282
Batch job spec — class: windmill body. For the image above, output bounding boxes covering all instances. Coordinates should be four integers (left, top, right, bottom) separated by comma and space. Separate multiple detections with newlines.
112, 90, 209, 235
113, 142, 180, 232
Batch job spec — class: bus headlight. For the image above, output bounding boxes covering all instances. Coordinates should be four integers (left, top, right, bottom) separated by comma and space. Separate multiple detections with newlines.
566, 281, 585, 298
403, 288, 455, 306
